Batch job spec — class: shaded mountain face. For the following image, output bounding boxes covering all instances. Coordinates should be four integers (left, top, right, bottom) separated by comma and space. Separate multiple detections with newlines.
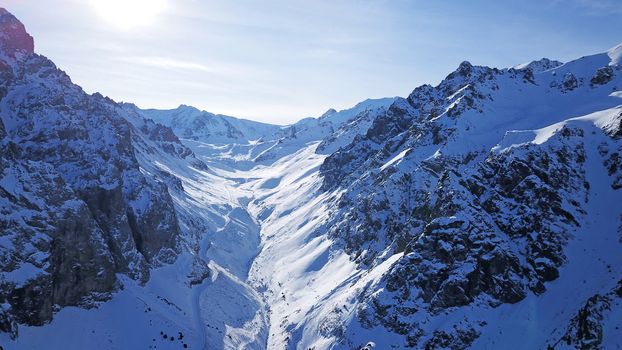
0, 8, 194, 335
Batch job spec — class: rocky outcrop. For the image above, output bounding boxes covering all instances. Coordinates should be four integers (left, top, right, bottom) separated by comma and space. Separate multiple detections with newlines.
591, 66, 614, 86
0, 146, 117, 327
551, 280, 622, 349
0, 8, 33, 59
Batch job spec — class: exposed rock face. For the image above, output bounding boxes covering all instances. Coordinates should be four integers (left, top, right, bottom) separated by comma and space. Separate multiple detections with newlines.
0, 114, 5, 138
365, 126, 588, 338
0, 145, 117, 330
554, 280, 622, 349
0, 9, 185, 330
591, 66, 614, 86
0, 8, 34, 59
562, 73, 579, 91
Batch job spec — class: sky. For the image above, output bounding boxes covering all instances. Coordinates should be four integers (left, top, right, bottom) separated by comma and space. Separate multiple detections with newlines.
4, 0, 622, 124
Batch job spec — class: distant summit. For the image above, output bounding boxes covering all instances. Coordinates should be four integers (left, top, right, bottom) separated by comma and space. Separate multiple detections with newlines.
319, 108, 337, 119
514, 57, 563, 72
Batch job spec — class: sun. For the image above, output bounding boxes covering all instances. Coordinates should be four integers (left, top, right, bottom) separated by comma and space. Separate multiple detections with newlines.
89, 0, 168, 30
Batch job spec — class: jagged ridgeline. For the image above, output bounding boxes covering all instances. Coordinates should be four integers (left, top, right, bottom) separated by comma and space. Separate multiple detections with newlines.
1, 6, 622, 350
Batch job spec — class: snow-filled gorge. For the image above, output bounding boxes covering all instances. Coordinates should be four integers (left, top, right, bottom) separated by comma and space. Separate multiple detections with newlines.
2, 141, 355, 350
1, 7, 622, 350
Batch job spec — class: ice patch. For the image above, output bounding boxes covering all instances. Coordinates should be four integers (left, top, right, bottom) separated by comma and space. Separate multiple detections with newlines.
380, 148, 411, 171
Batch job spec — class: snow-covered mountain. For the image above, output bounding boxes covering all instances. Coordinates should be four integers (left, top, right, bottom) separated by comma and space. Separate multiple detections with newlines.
0, 7, 205, 338
312, 48, 622, 349
1, 7, 622, 350
126, 97, 395, 169
129, 104, 280, 145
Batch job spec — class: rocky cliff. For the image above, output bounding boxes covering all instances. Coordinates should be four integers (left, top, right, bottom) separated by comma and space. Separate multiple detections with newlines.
0, 8, 188, 337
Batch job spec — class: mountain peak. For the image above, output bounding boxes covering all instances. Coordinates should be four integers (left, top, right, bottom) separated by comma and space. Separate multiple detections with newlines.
514, 57, 563, 73
0, 8, 34, 60
457, 60, 473, 75
319, 108, 337, 119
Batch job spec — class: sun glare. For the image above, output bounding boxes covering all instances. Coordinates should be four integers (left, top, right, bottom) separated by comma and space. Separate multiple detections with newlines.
89, 0, 167, 29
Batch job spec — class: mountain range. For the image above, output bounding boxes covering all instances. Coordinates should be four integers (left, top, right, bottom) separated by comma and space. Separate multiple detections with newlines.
0, 8, 621, 350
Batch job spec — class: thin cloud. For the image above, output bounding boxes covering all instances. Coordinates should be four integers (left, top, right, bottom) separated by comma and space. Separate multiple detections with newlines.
573, 0, 622, 14
120, 56, 215, 72
116, 56, 267, 80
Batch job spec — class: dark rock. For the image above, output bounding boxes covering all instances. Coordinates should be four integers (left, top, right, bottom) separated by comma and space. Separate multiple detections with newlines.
591, 66, 614, 86
0, 8, 34, 58
562, 73, 579, 91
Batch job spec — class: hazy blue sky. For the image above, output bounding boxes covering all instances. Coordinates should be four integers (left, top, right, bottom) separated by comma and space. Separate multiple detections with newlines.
5, 0, 622, 124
